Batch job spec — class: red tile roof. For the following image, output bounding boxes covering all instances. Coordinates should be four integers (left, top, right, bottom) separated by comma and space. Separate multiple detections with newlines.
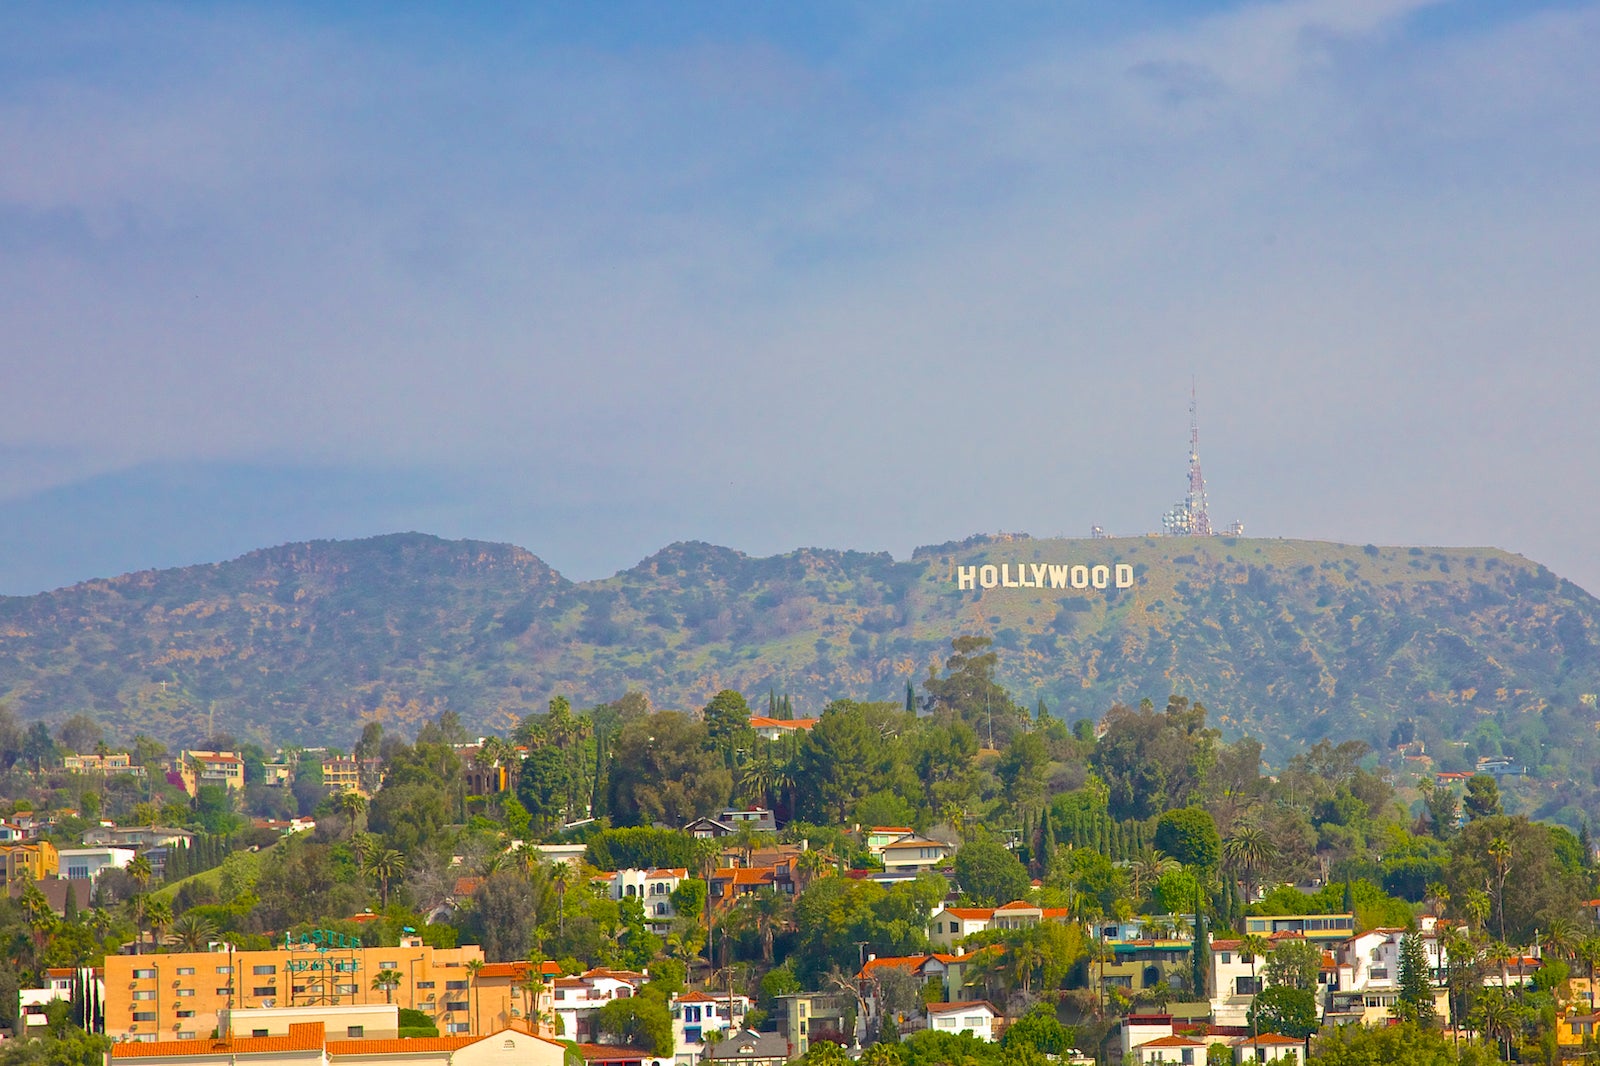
941, 907, 994, 920
1234, 1033, 1303, 1046
111, 1023, 326, 1058
1138, 1035, 1207, 1047
327, 1036, 478, 1056
926, 1000, 997, 1015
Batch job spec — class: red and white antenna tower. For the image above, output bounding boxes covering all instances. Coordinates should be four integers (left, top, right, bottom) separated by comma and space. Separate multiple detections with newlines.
1186, 383, 1211, 536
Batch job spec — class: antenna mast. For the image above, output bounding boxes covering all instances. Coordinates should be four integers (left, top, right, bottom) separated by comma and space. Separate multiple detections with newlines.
1186, 383, 1211, 536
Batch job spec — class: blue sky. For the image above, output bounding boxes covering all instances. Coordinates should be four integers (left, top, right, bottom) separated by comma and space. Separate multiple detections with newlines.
4, 1, 1599, 594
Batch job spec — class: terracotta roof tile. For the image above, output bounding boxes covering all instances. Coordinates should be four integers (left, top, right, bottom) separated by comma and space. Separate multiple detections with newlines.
111, 1023, 326, 1058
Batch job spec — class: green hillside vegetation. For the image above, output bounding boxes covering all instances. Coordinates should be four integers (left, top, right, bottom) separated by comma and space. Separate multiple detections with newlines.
1, 533, 1597, 775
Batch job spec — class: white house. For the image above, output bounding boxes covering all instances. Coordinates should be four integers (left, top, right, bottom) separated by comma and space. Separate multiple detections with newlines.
549, 969, 646, 1045
1209, 939, 1265, 1028
1233, 1033, 1304, 1062
669, 990, 750, 1066
1133, 1035, 1209, 1064
924, 1001, 999, 1042
57, 846, 136, 883
606, 868, 686, 934
879, 834, 954, 874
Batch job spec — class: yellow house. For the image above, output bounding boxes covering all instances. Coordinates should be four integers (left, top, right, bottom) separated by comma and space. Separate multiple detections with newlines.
1, 840, 60, 886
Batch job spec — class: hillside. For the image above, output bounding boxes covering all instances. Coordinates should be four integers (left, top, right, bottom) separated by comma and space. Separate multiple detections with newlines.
2, 532, 1598, 764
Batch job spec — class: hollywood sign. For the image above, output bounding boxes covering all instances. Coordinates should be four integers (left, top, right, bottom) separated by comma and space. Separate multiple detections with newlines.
956, 562, 1135, 591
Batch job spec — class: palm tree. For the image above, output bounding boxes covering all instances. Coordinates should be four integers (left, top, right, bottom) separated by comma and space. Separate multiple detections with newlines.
1240, 932, 1270, 1046
1223, 826, 1277, 906
335, 790, 367, 836
145, 897, 173, 951
365, 849, 406, 909
1129, 848, 1177, 905
1440, 926, 1480, 1050
19, 880, 57, 953
794, 848, 835, 894
1487, 837, 1512, 945
1463, 889, 1491, 936
171, 912, 218, 951
1088, 938, 1116, 1014
465, 958, 484, 1034
1544, 917, 1579, 969
372, 969, 403, 1004
731, 888, 790, 965
1473, 989, 1516, 1061
127, 854, 153, 955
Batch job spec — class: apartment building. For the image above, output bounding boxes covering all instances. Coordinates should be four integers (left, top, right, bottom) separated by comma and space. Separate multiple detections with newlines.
177, 752, 246, 797
1, 840, 59, 886
103, 938, 484, 1042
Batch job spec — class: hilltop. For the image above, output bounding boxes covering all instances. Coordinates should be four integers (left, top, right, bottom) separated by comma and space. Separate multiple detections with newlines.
1, 532, 1598, 765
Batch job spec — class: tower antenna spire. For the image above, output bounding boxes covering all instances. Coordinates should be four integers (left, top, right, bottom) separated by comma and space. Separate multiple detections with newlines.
1187, 380, 1211, 536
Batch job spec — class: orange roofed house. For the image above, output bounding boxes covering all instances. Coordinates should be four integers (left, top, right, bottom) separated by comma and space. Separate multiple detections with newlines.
104, 1021, 566, 1066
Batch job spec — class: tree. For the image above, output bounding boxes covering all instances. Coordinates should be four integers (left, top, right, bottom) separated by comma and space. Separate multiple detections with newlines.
952, 841, 1030, 906
597, 995, 674, 1057
1222, 825, 1277, 904
1154, 808, 1221, 870
1001, 1002, 1072, 1056
1422, 779, 1461, 840
365, 849, 406, 909
1190, 881, 1209, 999
1240, 932, 1270, 1045
372, 969, 403, 1004
1264, 940, 1321, 991
703, 690, 753, 765
922, 636, 1028, 747
1091, 697, 1218, 820
1247, 984, 1317, 1041
1395, 931, 1437, 1026
606, 713, 732, 827
1463, 775, 1502, 820
465, 959, 484, 1033
170, 912, 218, 952
126, 854, 152, 954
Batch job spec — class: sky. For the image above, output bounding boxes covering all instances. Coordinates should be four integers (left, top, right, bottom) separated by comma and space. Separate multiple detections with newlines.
3, 0, 1599, 596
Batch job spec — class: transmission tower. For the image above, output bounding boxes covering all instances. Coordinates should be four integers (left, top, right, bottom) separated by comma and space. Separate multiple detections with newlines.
1186, 385, 1211, 536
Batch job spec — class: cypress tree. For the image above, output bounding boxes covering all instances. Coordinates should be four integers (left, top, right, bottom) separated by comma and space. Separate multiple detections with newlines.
1343, 878, 1355, 916
906, 681, 916, 714
1191, 881, 1210, 998
1039, 805, 1056, 877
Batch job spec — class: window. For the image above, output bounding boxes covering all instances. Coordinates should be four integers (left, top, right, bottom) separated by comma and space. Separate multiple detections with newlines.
447, 981, 469, 990
444, 1001, 468, 1012
656, 903, 668, 916
446, 1023, 470, 1034
380, 961, 397, 969
176, 968, 195, 976
338, 984, 359, 995
346, 1027, 364, 1038
554, 991, 566, 1002
215, 988, 232, 995
252, 966, 276, 975
177, 1011, 195, 1019
1181, 1050, 1193, 1065
133, 1012, 157, 1022
177, 1033, 196, 1041
685, 1027, 703, 1044
216, 967, 232, 975
252, 1030, 269, 1038
1235, 977, 1262, 995
133, 969, 156, 979
1220, 953, 1231, 964
416, 981, 435, 989
176, 990, 195, 998
686, 1006, 701, 1023
132, 991, 156, 1001
253, 987, 275, 997
937, 1017, 957, 1028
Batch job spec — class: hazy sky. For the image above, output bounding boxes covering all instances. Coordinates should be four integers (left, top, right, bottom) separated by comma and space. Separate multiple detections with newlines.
4, 1, 1599, 595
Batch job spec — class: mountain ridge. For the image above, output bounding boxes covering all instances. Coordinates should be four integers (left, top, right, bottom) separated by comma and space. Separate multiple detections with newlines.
2, 531, 1597, 766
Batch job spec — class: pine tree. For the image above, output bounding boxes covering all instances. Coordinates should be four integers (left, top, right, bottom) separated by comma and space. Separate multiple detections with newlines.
906, 681, 916, 714
1396, 931, 1436, 1025
1191, 881, 1210, 998
1038, 805, 1057, 878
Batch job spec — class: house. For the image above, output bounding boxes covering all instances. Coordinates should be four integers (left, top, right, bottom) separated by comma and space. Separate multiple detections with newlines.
106, 1021, 567, 1066
1208, 939, 1264, 1027
467, 960, 562, 1037
701, 1028, 788, 1066
1132, 1035, 1209, 1064
1243, 914, 1355, 945
82, 825, 195, 850
19, 967, 101, 1030
748, 717, 818, 742
58, 846, 136, 883
606, 869, 687, 934
176, 751, 246, 796
548, 970, 647, 1045
322, 759, 363, 794
929, 906, 996, 950
716, 808, 778, 834
1233, 1033, 1304, 1062
576, 1045, 671, 1066
1328, 921, 1450, 1025
62, 752, 137, 774
709, 865, 793, 904
9, 875, 94, 916
990, 900, 1072, 930
683, 818, 737, 840
879, 834, 954, 875
774, 992, 858, 1057
669, 990, 750, 1065
925, 1001, 999, 1042
1, 840, 59, 886
0, 821, 24, 843
864, 827, 917, 853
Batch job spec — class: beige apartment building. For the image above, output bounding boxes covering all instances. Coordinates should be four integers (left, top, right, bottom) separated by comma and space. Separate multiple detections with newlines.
104, 938, 484, 1043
